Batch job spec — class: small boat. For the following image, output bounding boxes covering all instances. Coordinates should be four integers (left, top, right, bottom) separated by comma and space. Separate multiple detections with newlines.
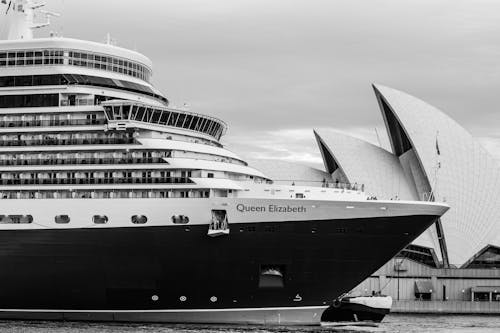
321, 294, 392, 326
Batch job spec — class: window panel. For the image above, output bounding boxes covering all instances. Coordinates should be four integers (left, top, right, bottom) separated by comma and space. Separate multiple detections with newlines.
151, 109, 162, 123
135, 107, 145, 121
159, 110, 170, 124
189, 116, 199, 130
168, 112, 178, 126
183, 115, 193, 129
130, 105, 138, 120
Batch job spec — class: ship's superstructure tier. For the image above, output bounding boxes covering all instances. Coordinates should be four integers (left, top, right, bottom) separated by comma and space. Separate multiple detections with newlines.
0, 37, 267, 202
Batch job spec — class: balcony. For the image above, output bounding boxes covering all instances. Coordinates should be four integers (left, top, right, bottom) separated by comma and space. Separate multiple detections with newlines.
0, 177, 193, 186
0, 119, 106, 128
0, 138, 135, 147
0, 157, 165, 166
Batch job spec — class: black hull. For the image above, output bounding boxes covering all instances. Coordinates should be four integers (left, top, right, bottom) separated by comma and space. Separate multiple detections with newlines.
321, 303, 389, 323
0, 215, 437, 324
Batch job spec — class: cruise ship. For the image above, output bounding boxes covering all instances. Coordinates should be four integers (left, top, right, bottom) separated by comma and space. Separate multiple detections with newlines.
0, 0, 449, 325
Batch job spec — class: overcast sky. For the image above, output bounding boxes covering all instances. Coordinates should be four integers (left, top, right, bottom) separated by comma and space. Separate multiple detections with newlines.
37, 0, 500, 168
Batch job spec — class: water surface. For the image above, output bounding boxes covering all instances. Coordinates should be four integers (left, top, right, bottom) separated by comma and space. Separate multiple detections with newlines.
0, 314, 499, 333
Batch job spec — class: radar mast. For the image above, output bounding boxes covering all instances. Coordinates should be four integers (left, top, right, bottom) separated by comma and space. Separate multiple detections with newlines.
0, 0, 59, 40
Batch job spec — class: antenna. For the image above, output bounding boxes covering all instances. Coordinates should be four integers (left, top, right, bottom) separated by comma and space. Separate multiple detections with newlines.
0, 0, 60, 40
31, 9, 60, 30
104, 33, 118, 46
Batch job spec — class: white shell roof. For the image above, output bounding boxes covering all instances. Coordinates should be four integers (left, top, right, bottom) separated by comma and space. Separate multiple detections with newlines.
314, 130, 419, 200
313, 129, 436, 251
246, 159, 332, 186
374, 84, 500, 266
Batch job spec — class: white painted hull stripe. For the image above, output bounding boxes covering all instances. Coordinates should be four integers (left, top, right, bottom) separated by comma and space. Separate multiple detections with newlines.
0, 306, 328, 313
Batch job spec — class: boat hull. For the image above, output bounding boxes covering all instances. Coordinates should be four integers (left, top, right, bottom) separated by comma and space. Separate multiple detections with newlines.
0, 306, 327, 325
321, 297, 391, 323
0, 215, 438, 324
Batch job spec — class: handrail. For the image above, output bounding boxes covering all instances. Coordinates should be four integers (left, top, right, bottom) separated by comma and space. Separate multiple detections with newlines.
259, 179, 365, 191
0, 157, 165, 166
0, 119, 106, 128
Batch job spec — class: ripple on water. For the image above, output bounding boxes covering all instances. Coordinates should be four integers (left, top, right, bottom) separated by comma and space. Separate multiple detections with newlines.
0, 315, 500, 333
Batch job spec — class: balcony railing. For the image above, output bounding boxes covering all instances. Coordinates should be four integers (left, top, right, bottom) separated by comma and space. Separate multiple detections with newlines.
0, 189, 210, 200
0, 119, 106, 128
263, 179, 365, 191
0, 157, 165, 166
0, 177, 192, 186
0, 138, 135, 146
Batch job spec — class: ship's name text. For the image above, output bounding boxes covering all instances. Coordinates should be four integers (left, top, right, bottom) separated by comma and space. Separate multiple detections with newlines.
236, 204, 306, 213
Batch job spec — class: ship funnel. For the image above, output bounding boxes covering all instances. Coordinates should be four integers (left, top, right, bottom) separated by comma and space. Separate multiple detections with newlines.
0, 0, 59, 40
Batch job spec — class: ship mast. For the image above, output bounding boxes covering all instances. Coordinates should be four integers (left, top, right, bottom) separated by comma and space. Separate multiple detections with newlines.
0, 0, 59, 40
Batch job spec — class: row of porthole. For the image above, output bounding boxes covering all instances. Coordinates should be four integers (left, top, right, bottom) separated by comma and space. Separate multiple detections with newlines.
150, 295, 217, 303
57, 215, 190, 225
0, 214, 190, 225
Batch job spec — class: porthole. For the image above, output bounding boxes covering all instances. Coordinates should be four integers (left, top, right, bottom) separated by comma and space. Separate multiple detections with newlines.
151, 295, 159, 301
210, 296, 217, 303
131, 215, 148, 224
179, 296, 187, 302
93, 215, 108, 224
171, 215, 189, 224
55, 215, 70, 224
0, 215, 33, 224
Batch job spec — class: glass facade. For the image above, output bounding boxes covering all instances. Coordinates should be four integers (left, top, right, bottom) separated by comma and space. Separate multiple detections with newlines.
0, 74, 167, 104
0, 93, 59, 108
0, 49, 152, 82
397, 244, 438, 268
103, 102, 226, 140
465, 246, 500, 269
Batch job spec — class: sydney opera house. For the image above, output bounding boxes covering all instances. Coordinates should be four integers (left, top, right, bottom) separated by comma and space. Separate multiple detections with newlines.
251, 84, 500, 307
314, 84, 500, 269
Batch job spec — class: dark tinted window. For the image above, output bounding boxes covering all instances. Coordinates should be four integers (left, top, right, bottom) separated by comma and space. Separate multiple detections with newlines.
93, 215, 108, 224
0, 94, 58, 108
55, 215, 70, 224
131, 215, 147, 224
171, 215, 189, 224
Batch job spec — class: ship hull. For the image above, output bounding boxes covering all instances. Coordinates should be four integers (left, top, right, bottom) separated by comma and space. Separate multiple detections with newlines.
0, 215, 438, 325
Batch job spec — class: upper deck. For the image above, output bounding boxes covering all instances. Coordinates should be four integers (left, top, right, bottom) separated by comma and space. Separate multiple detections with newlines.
0, 37, 153, 83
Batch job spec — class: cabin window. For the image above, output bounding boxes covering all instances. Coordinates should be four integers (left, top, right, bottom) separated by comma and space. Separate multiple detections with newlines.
171, 215, 189, 224
295, 193, 304, 199
207, 173, 214, 178
55, 215, 70, 224
131, 215, 148, 224
0, 214, 33, 224
93, 215, 108, 224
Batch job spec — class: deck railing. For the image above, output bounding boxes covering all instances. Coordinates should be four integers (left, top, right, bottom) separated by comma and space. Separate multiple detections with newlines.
0, 157, 164, 166
0, 119, 106, 128
262, 179, 365, 191
0, 138, 135, 146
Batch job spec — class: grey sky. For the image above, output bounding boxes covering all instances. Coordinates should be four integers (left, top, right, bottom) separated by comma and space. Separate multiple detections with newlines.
40, 0, 500, 167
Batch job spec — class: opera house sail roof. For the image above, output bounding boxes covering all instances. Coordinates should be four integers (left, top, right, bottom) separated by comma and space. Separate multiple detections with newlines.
315, 84, 500, 267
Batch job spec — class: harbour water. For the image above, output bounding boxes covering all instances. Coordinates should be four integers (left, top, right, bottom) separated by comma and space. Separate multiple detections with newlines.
0, 315, 499, 333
